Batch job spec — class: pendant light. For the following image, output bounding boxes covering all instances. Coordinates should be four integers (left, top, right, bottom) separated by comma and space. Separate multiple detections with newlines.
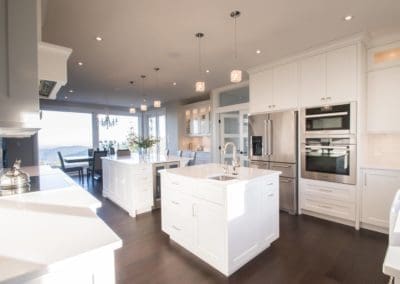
195, 32, 205, 92
230, 10, 242, 83
128, 81, 136, 114
140, 75, 147, 112
153, 67, 161, 108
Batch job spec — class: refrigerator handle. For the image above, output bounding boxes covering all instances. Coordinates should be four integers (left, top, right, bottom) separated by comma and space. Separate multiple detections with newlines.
267, 119, 273, 156
263, 120, 268, 157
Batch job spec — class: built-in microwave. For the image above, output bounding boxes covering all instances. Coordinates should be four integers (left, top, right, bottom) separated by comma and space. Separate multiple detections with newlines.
301, 102, 356, 136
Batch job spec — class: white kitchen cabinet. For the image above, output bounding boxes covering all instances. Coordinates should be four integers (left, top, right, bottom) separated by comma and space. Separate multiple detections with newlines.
272, 62, 299, 110
249, 63, 298, 114
326, 45, 358, 103
367, 66, 400, 133
161, 165, 280, 276
300, 179, 357, 223
299, 53, 326, 107
259, 179, 279, 245
249, 68, 273, 113
361, 169, 400, 229
0, 0, 40, 136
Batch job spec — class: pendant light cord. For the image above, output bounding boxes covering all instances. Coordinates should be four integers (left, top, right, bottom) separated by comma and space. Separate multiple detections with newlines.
234, 16, 237, 60
198, 36, 202, 75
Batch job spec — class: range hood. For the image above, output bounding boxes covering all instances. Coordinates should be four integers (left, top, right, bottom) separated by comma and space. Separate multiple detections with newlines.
38, 41, 72, 99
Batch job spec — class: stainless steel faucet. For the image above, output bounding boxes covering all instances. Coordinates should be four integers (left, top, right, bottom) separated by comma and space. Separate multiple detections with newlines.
222, 142, 240, 175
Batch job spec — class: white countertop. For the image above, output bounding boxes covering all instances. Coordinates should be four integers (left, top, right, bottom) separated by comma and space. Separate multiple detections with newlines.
0, 166, 122, 283
163, 163, 280, 184
102, 154, 190, 166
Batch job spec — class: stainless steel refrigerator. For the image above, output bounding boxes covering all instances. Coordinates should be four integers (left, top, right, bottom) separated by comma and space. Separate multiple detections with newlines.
248, 110, 298, 214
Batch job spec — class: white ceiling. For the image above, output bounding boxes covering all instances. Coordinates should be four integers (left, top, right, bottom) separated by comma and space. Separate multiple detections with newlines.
42, 0, 400, 107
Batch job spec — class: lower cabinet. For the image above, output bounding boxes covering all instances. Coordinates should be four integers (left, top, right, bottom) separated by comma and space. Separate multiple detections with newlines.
361, 169, 400, 230
161, 172, 280, 276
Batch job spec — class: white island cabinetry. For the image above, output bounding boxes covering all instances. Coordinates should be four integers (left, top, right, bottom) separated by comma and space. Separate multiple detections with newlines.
161, 164, 280, 276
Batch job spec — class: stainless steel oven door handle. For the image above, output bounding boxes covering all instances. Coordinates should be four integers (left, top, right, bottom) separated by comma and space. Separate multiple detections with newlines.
305, 112, 348, 118
305, 146, 350, 151
264, 120, 268, 156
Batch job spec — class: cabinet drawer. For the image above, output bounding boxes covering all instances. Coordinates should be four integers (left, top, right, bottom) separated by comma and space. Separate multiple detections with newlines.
163, 187, 194, 217
302, 182, 355, 202
193, 182, 225, 205
302, 195, 355, 221
270, 162, 296, 178
161, 173, 193, 195
164, 207, 194, 248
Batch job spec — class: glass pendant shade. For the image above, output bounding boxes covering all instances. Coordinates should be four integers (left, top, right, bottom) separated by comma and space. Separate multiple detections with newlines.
154, 100, 161, 108
230, 69, 242, 83
140, 104, 147, 112
195, 81, 205, 92
129, 107, 136, 114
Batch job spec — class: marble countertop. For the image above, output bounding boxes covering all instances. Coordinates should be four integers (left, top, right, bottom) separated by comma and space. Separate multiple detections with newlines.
0, 166, 121, 283
163, 163, 281, 184
102, 154, 190, 165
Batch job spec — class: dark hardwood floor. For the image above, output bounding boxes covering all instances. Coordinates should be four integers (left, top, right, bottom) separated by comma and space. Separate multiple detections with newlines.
77, 178, 389, 284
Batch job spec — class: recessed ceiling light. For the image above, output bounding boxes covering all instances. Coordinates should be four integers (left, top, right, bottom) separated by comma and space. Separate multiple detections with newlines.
95, 36, 103, 41
78, 61, 83, 66
206, 69, 210, 73
68, 89, 74, 93
173, 82, 177, 86
344, 15, 353, 21
64, 96, 68, 99
256, 49, 261, 54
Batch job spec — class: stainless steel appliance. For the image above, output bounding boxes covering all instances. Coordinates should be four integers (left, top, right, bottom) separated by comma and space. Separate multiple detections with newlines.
301, 136, 357, 185
301, 102, 356, 137
153, 161, 180, 209
249, 111, 298, 215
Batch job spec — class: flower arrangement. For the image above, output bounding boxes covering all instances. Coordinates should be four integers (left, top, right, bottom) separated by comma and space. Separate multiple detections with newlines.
127, 128, 159, 153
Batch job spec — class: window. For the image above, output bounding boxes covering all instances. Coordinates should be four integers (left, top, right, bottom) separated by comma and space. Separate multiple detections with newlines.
98, 114, 140, 150
38, 110, 93, 166
144, 110, 166, 155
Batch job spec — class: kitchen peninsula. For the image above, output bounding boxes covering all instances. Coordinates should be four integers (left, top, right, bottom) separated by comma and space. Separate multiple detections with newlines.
0, 166, 122, 284
161, 164, 281, 276
102, 154, 190, 217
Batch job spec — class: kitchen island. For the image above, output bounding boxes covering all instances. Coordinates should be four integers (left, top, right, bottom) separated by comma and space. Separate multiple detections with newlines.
0, 166, 122, 284
102, 154, 189, 217
161, 163, 281, 276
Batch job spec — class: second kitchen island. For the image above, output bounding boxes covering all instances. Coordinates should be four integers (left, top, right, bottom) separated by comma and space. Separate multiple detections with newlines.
161, 164, 281, 276
102, 154, 189, 217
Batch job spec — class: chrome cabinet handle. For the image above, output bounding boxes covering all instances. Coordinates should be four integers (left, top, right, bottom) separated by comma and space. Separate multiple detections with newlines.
318, 188, 333, 193
192, 204, 196, 217
267, 182, 274, 186
172, 225, 181, 231
267, 192, 274, 197
171, 200, 179, 205
271, 164, 291, 168
280, 179, 292, 183
321, 97, 326, 101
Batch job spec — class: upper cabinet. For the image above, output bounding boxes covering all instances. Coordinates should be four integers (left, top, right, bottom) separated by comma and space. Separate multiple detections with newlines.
273, 62, 299, 110
249, 43, 359, 114
300, 45, 358, 107
0, 0, 40, 137
367, 41, 400, 133
326, 45, 358, 104
184, 101, 211, 137
299, 54, 326, 107
249, 62, 298, 114
249, 68, 273, 113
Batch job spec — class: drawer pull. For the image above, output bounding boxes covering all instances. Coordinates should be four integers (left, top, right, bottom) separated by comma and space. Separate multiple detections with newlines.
171, 200, 180, 205
172, 181, 180, 185
267, 182, 274, 186
318, 204, 332, 209
267, 192, 274, 197
172, 225, 181, 231
271, 165, 291, 168
319, 188, 333, 193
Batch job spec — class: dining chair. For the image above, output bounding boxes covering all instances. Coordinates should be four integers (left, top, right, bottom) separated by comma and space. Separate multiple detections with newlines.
181, 151, 197, 166
165, 149, 170, 156
57, 151, 83, 181
116, 149, 130, 157
87, 150, 107, 183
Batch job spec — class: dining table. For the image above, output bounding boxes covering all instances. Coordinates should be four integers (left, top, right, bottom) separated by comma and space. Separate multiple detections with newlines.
63, 155, 93, 163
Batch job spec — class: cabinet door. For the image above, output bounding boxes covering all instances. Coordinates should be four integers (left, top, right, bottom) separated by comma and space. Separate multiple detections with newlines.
362, 170, 400, 228
326, 45, 357, 104
259, 179, 279, 245
249, 68, 273, 114
194, 199, 225, 266
367, 66, 400, 133
273, 62, 299, 110
300, 54, 326, 107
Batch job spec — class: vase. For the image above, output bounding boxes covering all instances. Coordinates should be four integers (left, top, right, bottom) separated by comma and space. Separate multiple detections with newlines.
139, 147, 149, 161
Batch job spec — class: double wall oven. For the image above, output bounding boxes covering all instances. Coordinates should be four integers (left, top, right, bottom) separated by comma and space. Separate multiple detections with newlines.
301, 102, 357, 185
